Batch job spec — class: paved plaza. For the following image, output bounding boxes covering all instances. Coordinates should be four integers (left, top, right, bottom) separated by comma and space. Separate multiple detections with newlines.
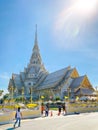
0, 111, 98, 130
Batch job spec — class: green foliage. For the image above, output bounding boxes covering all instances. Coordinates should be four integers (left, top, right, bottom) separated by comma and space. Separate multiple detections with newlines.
55, 96, 60, 101
0, 90, 4, 96
3, 93, 10, 100
15, 97, 25, 102
0, 105, 3, 109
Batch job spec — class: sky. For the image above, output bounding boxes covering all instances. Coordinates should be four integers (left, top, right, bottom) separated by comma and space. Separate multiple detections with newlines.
0, 0, 98, 94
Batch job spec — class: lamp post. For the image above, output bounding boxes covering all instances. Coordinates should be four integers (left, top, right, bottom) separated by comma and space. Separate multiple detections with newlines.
95, 86, 98, 101
9, 86, 14, 104
10, 86, 14, 100
30, 87, 33, 104
66, 87, 71, 114
22, 87, 24, 103
67, 87, 71, 102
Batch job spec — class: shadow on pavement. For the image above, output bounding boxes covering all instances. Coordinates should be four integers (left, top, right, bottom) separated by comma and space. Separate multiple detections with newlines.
6, 128, 14, 130
6, 126, 18, 130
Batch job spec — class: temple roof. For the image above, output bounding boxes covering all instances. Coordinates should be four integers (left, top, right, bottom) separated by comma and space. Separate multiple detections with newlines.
36, 66, 70, 90
75, 88, 94, 96
70, 76, 85, 90
65, 68, 74, 78
13, 74, 23, 88
20, 72, 25, 81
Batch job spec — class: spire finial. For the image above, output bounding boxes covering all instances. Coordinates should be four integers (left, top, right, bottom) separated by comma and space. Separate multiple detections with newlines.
36, 24, 37, 33
35, 24, 38, 44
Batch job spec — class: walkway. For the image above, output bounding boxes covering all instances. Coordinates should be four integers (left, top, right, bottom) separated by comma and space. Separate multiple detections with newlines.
0, 111, 98, 130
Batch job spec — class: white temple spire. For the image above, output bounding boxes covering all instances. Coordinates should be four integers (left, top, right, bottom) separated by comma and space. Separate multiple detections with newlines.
29, 25, 45, 68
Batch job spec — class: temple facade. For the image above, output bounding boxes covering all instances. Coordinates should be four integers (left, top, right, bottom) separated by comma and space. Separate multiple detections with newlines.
8, 26, 94, 100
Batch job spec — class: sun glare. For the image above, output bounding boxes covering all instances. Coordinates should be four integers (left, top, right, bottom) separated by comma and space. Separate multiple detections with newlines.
74, 0, 97, 16
54, 0, 98, 46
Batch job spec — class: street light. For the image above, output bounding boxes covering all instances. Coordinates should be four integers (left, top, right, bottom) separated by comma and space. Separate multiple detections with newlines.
22, 87, 24, 103
67, 87, 71, 102
95, 86, 98, 101
9, 86, 14, 105
10, 86, 14, 100
30, 87, 33, 104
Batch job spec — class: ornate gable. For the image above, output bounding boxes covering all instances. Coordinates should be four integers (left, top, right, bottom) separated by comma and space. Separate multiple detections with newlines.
80, 75, 94, 90
70, 68, 79, 78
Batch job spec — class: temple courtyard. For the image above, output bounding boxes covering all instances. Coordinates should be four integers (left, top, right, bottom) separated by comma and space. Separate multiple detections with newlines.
0, 111, 98, 130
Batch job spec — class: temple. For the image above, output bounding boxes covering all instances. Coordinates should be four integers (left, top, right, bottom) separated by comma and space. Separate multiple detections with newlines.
8, 26, 94, 100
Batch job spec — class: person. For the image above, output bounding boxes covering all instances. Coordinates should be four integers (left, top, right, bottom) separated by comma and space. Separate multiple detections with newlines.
58, 105, 62, 116
62, 103, 66, 115
45, 104, 49, 117
41, 103, 45, 116
13, 107, 22, 128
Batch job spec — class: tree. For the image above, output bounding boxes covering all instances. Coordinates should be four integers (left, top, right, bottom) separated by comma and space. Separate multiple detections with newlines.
3, 93, 10, 100
0, 92, 8, 104
0, 90, 4, 96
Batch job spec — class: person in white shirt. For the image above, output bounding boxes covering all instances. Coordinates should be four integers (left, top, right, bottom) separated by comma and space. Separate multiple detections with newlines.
14, 107, 22, 128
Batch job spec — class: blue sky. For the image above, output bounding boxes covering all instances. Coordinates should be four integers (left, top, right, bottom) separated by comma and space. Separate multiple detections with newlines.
0, 0, 98, 93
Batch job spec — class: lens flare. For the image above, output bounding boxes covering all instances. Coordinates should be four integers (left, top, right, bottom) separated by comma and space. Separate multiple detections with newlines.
74, 0, 97, 16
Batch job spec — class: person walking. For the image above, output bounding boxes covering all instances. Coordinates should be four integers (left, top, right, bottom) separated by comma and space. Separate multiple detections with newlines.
41, 103, 45, 116
14, 107, 22, 128
45, 104, 49, 117
62, 103, 66, 115
58, 105, 62, 116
